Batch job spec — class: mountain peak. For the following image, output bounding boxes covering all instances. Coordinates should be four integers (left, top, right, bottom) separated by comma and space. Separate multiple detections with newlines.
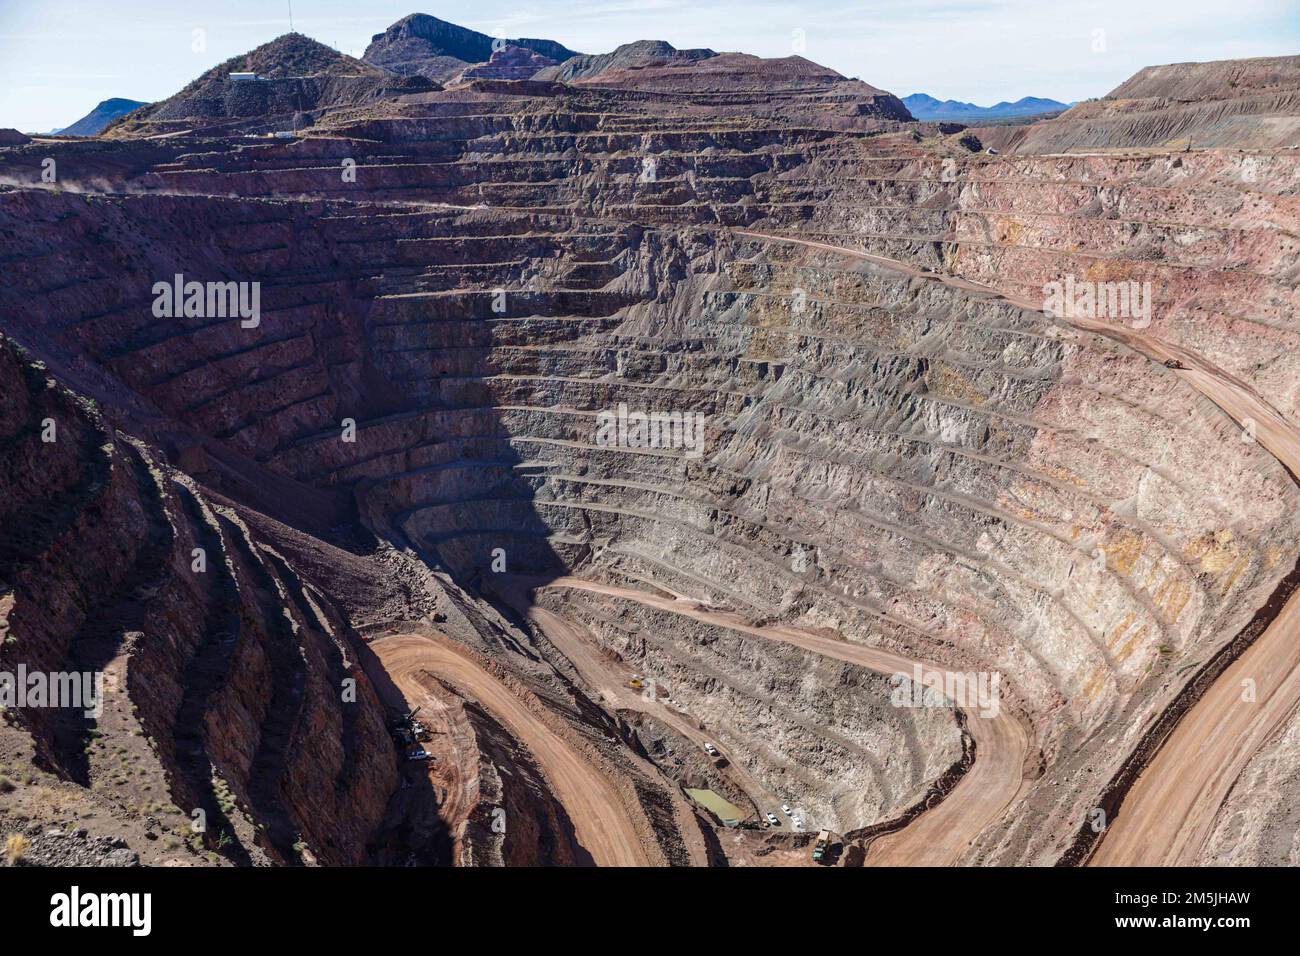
363, 12, 581, 81
107, 33, 390, 136
55, 97, 148, 136
233, 32, 384, 79
534, 39, 717, 83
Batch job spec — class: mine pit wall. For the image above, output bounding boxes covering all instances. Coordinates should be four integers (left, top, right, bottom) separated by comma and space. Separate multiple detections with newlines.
6, 167, 1279, 862
788, 149, 1300, 422
761, 151, 1300, 860
717, 245, 1299, 863
4, 95, 1300, 864
533, 586, 963, 835
0, 338, 399, 865
428, 221, 1298, 858
0, 342, 148, 772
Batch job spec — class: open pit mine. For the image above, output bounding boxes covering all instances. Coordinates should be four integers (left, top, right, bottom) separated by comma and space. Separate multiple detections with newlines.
1, 13, 1298, 872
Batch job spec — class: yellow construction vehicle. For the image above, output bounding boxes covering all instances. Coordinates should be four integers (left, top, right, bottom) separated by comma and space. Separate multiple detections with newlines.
812, 830, 833, 863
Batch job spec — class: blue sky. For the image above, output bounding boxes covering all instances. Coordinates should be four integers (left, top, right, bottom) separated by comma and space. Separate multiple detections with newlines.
2, 0, 1297, 132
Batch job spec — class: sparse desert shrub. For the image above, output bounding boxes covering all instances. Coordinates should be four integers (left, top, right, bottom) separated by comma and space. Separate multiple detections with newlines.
5, 833, 29, 865
213, 776, 237, 815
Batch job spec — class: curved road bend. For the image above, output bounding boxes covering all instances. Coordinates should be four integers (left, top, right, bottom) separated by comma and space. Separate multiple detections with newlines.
372, 633, 653, 866
734, 229, 1300, 866
542, 576, 1029, 866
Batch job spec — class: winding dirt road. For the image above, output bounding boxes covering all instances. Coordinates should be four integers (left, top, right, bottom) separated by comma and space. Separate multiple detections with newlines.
541, 575, 1029, 866
371, 633, 653, 866
1091, 592, 1300, 864
736, 228, 1300, 866
365, 229, 1299, 867
522, 600, 779, 818
1075, 322, 1300, 865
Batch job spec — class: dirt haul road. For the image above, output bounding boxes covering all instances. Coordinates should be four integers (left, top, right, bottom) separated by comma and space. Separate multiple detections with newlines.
542, 576, 1029, 866
493, 589, 713, 865
1067, 313, 1300, 865
371, 633, 654, 866
736, 228, 1300, 867
522, 600, 780, 818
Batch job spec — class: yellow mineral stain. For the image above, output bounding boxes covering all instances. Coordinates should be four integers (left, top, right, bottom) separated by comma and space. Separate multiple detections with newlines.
1104, 528, 1146, 575
1047, 465, 1088, 488
1114, 625, 1147, 664
1082, 667, 1107, 702
998, 218, 1026, 245
1151, 576, 1191, 625
1219, 555, 1248, 597
1085, 258, 1137, 282
1186, 528, 1239, 575
1107, 612, 1136, 649
931, 362, 989, 406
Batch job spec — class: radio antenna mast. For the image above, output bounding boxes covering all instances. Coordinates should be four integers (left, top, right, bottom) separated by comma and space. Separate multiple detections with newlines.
287, 0, 295, 33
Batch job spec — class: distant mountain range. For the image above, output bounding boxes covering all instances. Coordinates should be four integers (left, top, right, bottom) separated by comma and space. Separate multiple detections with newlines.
902, 93, 1071, 122
54, 97, 147, 136
44, 23, 1073, 137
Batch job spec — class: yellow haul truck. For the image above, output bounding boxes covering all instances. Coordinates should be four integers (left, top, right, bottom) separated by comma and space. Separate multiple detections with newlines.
812, 830, 832, 863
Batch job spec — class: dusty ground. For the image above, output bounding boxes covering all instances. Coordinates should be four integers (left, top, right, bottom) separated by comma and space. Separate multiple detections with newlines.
1092, 588, 1300, 865
540, 576, 1026, 866
370, 631, 656, 866
735, 229, 1300, 869
2, 27, 1297, 870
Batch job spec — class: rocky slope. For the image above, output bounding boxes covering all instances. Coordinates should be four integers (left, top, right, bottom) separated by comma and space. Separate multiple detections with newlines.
0, 335, 398, 865
363, 13, 580, 82
455, 46, 558, 84
1, 20, 1298, 867
534, 40, 718, 83
979, 54, 1300, 152
107, 34, 410, 138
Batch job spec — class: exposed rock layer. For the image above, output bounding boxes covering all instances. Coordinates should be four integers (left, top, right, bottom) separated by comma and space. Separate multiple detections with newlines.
0, 41, 1298, 866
